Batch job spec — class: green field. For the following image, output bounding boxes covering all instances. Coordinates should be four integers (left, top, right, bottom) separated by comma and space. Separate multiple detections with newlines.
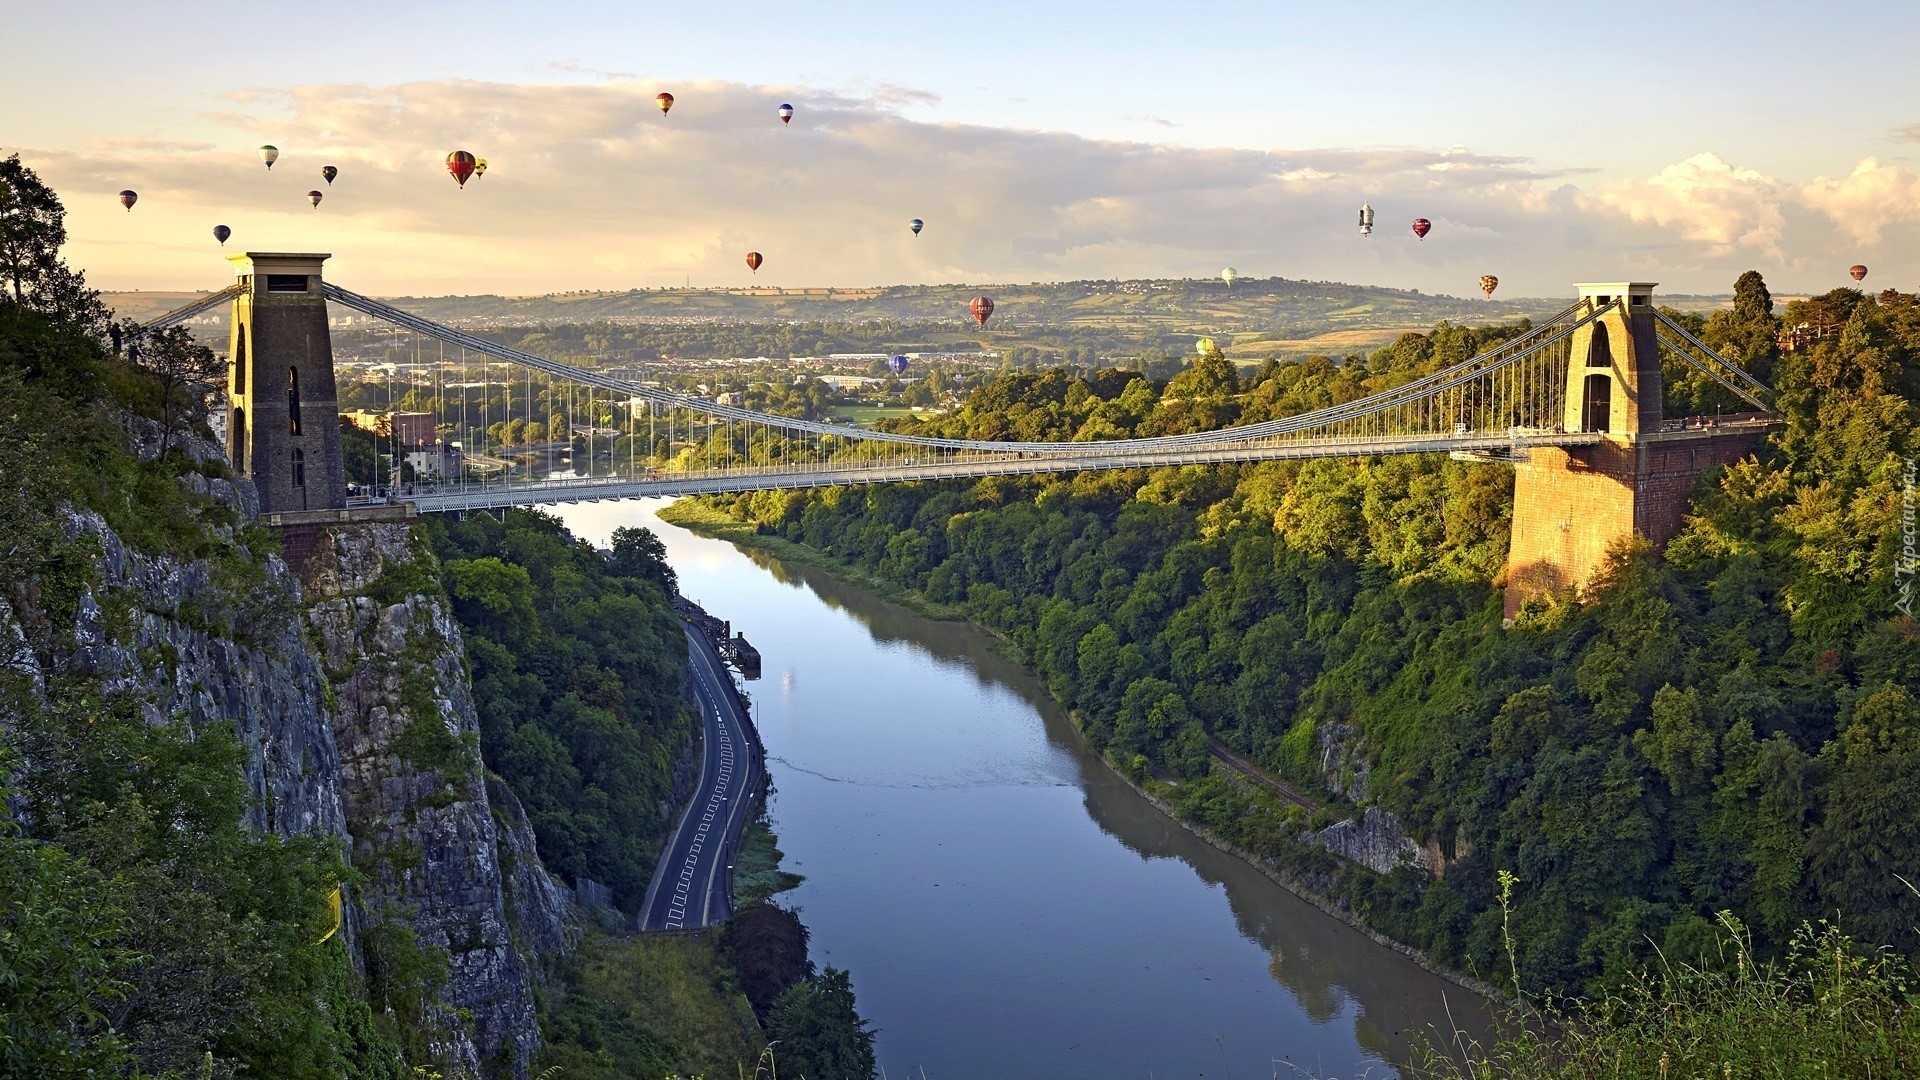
830, 404, 921, 424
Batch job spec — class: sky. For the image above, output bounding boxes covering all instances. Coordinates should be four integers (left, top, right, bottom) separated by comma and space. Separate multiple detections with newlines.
9, 0, 1920, 298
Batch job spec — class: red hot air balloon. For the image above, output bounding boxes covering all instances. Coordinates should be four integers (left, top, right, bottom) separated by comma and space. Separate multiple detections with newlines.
1411, 218, 1432, 240
307, 190, 324, 208
745, 251, 763, 273
656, 92, 675, 114
970, 296, 994, 327
213, 225, 231, 246
118, 189, 137, 211
446, 150, 477, 188
1850, 264, 1869, 282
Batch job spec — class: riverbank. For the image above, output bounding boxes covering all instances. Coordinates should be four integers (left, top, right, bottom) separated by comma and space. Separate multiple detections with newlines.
659, 499, 967, 622
662, 497, 1504, 1008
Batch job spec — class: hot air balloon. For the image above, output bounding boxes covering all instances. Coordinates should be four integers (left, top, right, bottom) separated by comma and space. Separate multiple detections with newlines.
909, 218, 924, 235
745, 251, 763, 273
259, 145, 279, 170
322, 165, 338, 185
474, 158, 488, 178
1195, 336, 1216, 355
446, 150, 476, 188
887, 354, 909, 375
656, 92, 675, 114
1479, 275, 1499, 299
970, 296, 995, 327
778, 103, 794, 125
307, 190, 324, 208
118, 189, 137, 212
1850, 264, 1868, 282
1359, 203, 1374, 236
1411, 218, 1432, 240
1221, 267, 1239, 289
213, 225, 231, 246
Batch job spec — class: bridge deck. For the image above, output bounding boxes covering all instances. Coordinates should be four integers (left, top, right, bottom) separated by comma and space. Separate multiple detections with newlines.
406, 430, 1621, 512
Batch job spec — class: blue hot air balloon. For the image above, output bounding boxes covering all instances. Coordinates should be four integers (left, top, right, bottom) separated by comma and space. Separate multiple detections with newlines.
778, 103, 794, 125
887, 354, 909, 375
909, 218, 924, 235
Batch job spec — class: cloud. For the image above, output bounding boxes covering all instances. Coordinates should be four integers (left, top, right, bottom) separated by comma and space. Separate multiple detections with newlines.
1890, 123, 1920, 143
1800, 157, 1920, 245
1587, 153, 1788, 256
23, 78, 1920, 296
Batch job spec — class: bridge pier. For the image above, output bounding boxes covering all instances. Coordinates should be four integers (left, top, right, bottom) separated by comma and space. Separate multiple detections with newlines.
1504, 432, 1762, 619
225, 252, 347, 513
1502, 282, 1766, 618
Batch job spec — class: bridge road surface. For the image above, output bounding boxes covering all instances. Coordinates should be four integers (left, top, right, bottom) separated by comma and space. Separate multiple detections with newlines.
639, 622, 763, 931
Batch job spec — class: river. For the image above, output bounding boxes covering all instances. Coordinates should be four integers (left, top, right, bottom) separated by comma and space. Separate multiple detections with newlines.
555, 498, 1488, 1079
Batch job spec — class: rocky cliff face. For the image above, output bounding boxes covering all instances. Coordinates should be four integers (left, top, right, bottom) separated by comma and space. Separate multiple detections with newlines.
1, 425, 573, 1080
0, 435, 344, 845
1307, 722, 1446, 877
302, 521, 574, 1078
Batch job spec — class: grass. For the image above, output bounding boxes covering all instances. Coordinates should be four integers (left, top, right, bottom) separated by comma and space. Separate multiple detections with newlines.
829, 404, 919, 424
536, 928, 763, 1080
731, 820, 804, 909
1411, 913, 1920, 1079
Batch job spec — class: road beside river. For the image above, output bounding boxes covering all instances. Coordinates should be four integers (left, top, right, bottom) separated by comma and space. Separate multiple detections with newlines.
559, 498, 1489, 1079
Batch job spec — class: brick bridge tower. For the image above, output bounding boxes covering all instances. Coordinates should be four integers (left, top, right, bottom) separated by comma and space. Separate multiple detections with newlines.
224, 252, 347, 514
1503, 283, 1766, 618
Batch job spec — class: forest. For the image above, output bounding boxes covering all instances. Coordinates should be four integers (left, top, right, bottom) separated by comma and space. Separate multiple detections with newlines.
700, 272, 1920, 1001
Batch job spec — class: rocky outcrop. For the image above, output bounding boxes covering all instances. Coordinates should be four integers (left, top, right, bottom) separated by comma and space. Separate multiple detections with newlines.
1310, 806, 1427, 875
1307, 723, 1449, 876
302, 522, 572, 1079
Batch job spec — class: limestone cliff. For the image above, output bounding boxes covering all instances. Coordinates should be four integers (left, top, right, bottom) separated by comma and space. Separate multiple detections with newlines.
302, 522, 574, 1076
0, 424, 573, 1080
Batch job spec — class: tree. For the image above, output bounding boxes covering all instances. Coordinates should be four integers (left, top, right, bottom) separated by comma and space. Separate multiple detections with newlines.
767, 967, 876, 1080
609, 525, 676, 593
0, 154, 106, 335
129, 322, 227, 457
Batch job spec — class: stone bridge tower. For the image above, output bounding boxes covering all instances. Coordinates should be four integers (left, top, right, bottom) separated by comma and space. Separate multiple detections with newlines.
1503, 283, 1765, 618
225, 253, 347, 514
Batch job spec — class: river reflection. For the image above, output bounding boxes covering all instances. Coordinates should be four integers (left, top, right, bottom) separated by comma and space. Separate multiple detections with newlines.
554, 499, 1488, 1079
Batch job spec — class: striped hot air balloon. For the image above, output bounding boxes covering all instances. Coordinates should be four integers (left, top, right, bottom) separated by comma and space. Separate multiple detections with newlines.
446, 150, 476, 188
970, 296, 994, 327
745, 251, 763, 273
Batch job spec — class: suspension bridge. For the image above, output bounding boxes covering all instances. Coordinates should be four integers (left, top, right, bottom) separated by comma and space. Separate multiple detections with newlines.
146, 255, 1774, 523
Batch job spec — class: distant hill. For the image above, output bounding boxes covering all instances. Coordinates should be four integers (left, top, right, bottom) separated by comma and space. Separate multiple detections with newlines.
373, 277, 1569, 333
103, 278, 1734, 366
